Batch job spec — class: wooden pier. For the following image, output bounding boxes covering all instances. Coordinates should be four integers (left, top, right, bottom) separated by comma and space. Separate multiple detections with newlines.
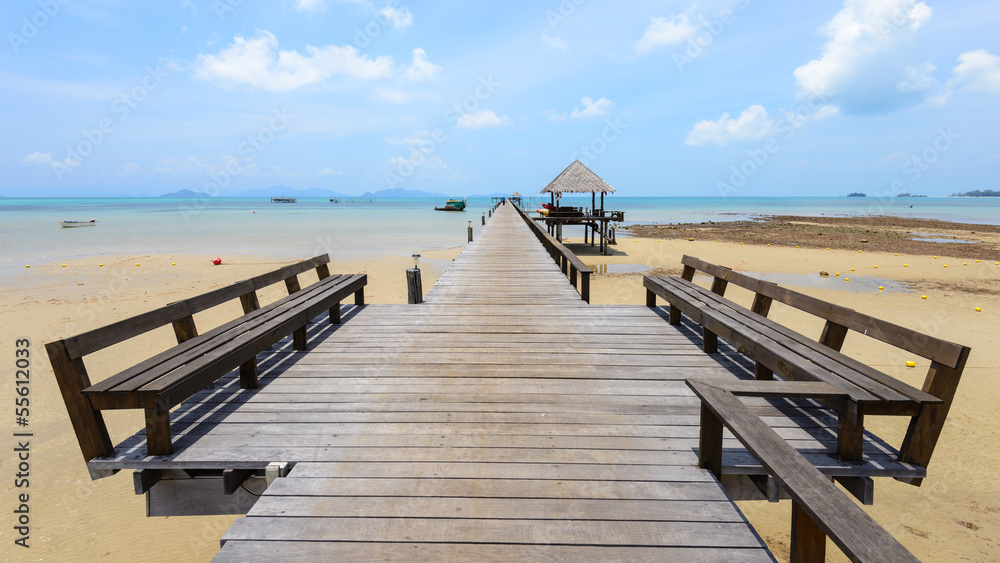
67, 202, 939, 561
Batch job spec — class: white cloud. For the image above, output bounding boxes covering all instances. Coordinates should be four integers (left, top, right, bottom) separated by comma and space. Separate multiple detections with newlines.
950, 49, 1000, 95
634, 15, 697, 54
121, 162, 140, 174
372, 87, 412, 103
404, 48, 440, 81
317, 167, 342, 175
456, 110, 511, 129
295, 0, 325, 12
793, 0, 934, 114
153, 156, 206, 174
684, 105, 778, 146
379, 6, 412, 29
571, 97, 614, 119
541, 33, 568, 52
194, 31, 394, 91
897, 62, 936, 92
23, 152, 78, 169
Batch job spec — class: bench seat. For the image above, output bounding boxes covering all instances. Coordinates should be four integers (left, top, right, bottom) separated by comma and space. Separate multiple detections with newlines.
47, 254, 367, 465
644, 255, 970, 484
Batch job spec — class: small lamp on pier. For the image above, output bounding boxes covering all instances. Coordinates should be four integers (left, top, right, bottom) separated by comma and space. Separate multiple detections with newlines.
467, 220, 473, 243
407, 254, 422, 304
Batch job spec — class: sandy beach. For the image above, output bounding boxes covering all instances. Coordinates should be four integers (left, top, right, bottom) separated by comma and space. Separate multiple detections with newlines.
3, 226, 998, 562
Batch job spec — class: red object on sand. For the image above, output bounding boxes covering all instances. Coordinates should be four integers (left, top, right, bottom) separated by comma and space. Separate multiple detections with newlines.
212, 257, 222, 265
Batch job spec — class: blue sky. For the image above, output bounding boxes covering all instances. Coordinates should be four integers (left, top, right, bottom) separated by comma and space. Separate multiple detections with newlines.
2, 0, 998, 197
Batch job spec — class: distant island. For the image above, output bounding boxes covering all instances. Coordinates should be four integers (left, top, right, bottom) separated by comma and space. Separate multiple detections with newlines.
951, 189, 1000, 197
896, 193, 927, 197
846, 192, 866, 197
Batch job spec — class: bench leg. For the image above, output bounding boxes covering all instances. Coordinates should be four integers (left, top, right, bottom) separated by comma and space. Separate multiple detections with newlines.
293, 326, 308, 351
698, 403, 724, 479
240, 358, 259, 389
145, 408, 172, 456
668, 305, 681, 325
838, 414, 864, 461
46, 341, 115, 462
646, 289, 656, 308
791, 501, 826, 563
330, 302, 341, 324
355, 287, 365, 306
702, 328, 718, 354
754, 362, 774, 381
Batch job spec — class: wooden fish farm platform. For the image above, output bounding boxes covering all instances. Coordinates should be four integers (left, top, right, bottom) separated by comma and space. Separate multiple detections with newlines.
50, 202, 968, 561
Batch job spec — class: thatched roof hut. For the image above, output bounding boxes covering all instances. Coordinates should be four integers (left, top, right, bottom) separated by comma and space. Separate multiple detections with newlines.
541, 160, 615, 195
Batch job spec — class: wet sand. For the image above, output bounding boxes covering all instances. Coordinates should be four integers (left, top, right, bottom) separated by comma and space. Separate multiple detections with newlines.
3, 232, 998, 562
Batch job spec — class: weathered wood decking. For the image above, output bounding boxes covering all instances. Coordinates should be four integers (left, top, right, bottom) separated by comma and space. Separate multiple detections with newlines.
206, 203, 772, 560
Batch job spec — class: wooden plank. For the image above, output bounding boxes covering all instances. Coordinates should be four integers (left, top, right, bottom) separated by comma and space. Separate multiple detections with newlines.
213, 542, 773, 562
220, 517, 765, 548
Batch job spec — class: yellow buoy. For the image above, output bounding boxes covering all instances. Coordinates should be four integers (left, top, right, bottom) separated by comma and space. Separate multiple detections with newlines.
858, 250, 863, 253
172, 262, 176, 266
963, 262, 967, 265
99, 263, 103, 267
826, 247, 830, 250
921, 295, 927, 299
975, 307, 982, 312
878, 286, 884, 291
835, 272, 840, 277
845, 278, 850, 282
136, 263, 140, 266
874, 265, 878, 268
943, 264, 948, 268
740, 242, 744, 245
903, 264, 908, 267
894, 253, 898, 256
933, 256, 937, 259
850, 268, 855, 271
25, 265, 29, 268
796, 245, 800, 248
976, 260, 980, 263
767, 243, 771, 246
62, 264, 66, 267
905, 361, 916, 368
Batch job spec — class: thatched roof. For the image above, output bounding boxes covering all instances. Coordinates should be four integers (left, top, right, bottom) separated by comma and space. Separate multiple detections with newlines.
541, 160, 615, 194
512, 191, 521, 197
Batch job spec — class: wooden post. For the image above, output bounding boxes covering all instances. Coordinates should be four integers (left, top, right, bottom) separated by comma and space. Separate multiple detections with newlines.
468, 224, 473, 243
45, 341, 114, 462
703, 327, 719, 354
482, 214, 485, 226
698, 402, 723, 478
838, 414, 864, 461
819, 321, 849, 351
285, 275, 301, 294
315, 263, 331, 280
407, 268, 423, 304
171, 315, 198, 344
240, 358, 259, 388
898, 348, 971, 485
646, 289, 656, 308
710, 277, 729, 296
681, 265, 696, 281
354, 287, 365, 306
751, 293, 774, 380
569, 264, 577, 288
791, 501, 827, 563
293, 327, 308, 350
144, 407, 172, 456
329, 302, 341, 324
239, 291, 261, 314
581, 273, 590, 304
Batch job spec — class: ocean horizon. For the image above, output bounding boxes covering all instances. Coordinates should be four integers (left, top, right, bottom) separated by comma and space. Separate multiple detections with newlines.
2, 196, 998, 274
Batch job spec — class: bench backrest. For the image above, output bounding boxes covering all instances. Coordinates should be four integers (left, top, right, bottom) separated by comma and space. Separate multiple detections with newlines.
680, 255, 966, 369
59, 254, 332, 361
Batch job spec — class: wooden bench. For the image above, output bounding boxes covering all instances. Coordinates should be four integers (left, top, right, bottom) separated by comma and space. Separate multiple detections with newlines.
645, 255, 971, 485
687, 379, 919, 563
46, 255, 366, 463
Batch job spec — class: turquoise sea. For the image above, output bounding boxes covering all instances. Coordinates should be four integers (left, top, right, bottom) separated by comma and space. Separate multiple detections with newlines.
1, 196, 998, 273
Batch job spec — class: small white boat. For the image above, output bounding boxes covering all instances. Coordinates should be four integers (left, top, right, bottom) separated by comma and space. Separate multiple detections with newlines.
59, 220, 97, 228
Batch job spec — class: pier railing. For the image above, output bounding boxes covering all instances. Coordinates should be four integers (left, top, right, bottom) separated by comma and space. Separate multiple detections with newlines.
510, 203, 592, 303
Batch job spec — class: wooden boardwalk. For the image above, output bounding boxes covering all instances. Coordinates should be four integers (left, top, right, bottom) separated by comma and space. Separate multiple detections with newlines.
195, 204, 769, 561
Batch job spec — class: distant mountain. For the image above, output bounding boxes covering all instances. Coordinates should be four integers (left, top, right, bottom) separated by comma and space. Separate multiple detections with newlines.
951, 189, 1000, 197
230, 186, 352, 198
359, 188, 450, 198
846, 192, 867, 197
159, 189, 201, 198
